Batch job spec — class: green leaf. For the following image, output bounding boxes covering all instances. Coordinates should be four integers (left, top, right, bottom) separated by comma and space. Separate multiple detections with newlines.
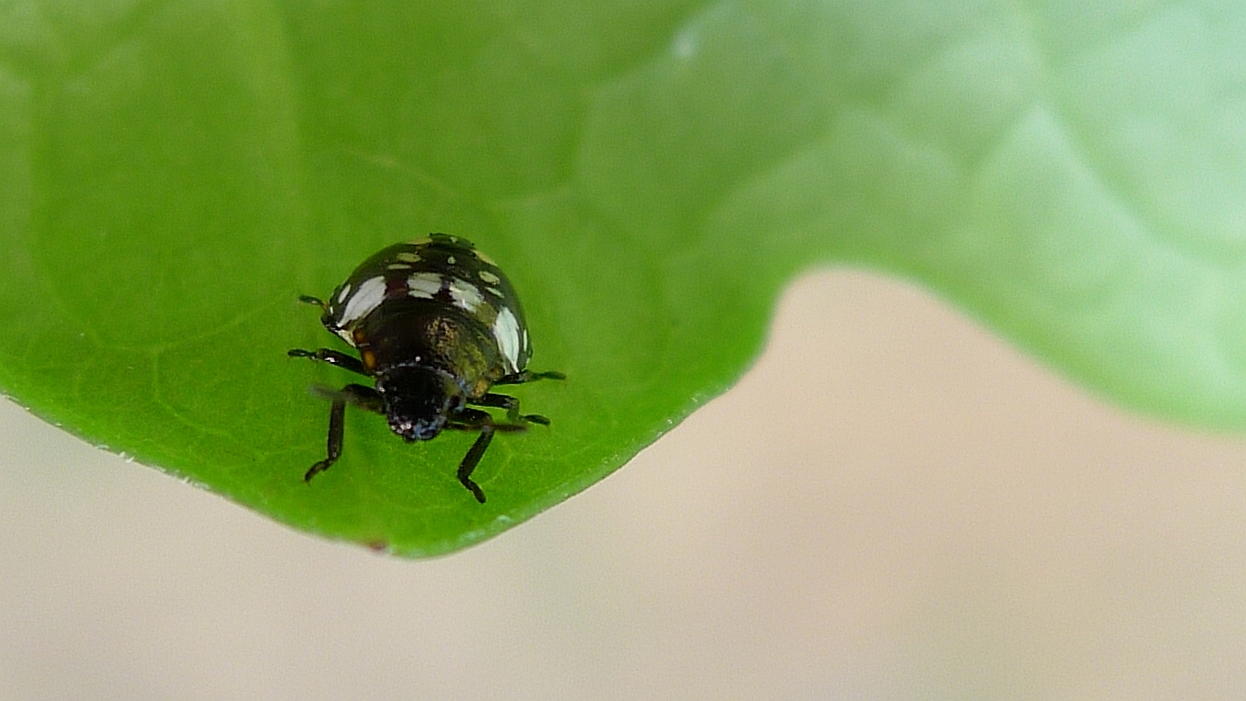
2, 0, 1245, 555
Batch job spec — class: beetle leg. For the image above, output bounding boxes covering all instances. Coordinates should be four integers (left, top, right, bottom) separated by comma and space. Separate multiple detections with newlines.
494, 370, 566, 386
469, 393, 551, 426
471, 392, 517, 416
312, 383, 383, 412
288, 347, 368, 376
304, 384, 382, 482
304, 396, 345, 482
445, 407, 530, 503
456, 429, 492, 504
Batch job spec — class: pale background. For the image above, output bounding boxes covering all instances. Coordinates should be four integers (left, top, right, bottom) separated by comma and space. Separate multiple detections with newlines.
2, 271, 1244, 700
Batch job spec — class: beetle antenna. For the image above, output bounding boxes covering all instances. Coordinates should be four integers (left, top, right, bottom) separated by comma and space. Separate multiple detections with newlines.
298, 295, 328, 311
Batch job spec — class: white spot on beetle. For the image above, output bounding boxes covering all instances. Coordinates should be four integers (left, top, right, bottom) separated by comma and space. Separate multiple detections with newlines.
478, 270, 500, 285
387, 263, 410, 270
493, 307, 522, 372
449, 279, 484, 311
407, 272, 443, 299
446, 256, 457, 265
338, 276, 386, 326
336, 283, 352, 304
396, 251, 421, 263
485, 287, 503, 297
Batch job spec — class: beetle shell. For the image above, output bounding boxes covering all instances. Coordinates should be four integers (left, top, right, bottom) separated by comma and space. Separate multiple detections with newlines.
323, 235, 532, 397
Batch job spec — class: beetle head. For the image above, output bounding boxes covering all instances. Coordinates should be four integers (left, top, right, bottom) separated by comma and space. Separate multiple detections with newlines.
376, 366, 464, 442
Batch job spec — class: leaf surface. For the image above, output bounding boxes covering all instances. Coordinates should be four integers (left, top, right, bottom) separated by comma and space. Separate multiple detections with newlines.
2, 0, 1244, 554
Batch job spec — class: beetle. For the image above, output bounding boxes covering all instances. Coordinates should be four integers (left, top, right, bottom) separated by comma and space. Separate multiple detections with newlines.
289, 234, 563, 503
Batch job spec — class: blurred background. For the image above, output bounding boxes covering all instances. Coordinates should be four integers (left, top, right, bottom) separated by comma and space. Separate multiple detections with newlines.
3, 270, 1244, 700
